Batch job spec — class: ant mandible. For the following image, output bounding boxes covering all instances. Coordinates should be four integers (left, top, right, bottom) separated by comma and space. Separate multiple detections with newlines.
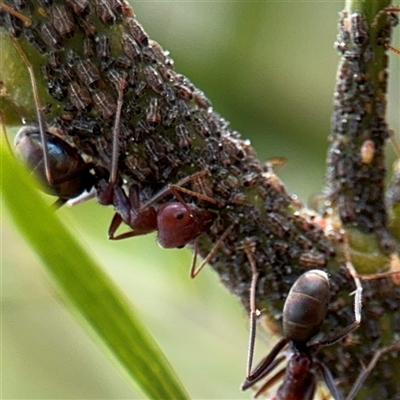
1, 7, 98, 207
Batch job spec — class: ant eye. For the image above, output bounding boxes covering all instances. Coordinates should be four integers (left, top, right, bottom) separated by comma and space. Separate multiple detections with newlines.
175, 212, 184, 220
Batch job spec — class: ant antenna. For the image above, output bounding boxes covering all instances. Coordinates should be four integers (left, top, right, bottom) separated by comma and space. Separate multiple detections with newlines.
189, 222, 236, 279
358, 270, 400, 280
242, 238, 260, 377
142, 170, 217, 218
10, 37, 52, 185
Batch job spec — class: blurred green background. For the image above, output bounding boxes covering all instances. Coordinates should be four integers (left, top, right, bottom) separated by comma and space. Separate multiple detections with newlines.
2, 1, 399, 399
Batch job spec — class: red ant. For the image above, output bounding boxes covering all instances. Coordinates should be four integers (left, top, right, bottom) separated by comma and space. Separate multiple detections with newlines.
97, 170, 217, 244
2, 2, 233, 278
97, 169, 236, 278
85, 18, 230, 278
241, 232, 399, 399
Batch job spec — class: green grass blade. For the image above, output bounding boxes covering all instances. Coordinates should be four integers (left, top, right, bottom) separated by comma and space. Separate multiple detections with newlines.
0, 143, 190, 400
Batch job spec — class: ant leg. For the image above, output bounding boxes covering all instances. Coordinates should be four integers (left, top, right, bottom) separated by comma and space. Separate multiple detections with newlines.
10, 37, 52, 185
387, 44, 400, 55
342, 230, 362, 325
358, 270, 400, 280
96, 76, 126, 208
189, 240, 199, 277
170, 170, 217, 204
108, 184, 157, 240
108, 185, 135, 238
345, 341, 400, 400
169, 185, 217, 205
190, 222, 236, 278
241, 238, 260, 377
317, 362, 344, 400
141, 170, 215, 210
0, 3, 31, 26
108, 213, 124, 239
241, 340, 288, 390
319, 231, 361, 346
167, 184, 217, 220
96, 77, 126, 202
109, 78, 126, 185
67, 188, 97, 206
253, 366, 286, 399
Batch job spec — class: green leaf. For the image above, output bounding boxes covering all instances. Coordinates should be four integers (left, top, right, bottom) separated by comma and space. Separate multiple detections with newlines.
0, 142, 190, 400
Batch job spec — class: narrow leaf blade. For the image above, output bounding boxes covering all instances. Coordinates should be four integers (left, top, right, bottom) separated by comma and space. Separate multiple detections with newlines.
1, 144, 190, 400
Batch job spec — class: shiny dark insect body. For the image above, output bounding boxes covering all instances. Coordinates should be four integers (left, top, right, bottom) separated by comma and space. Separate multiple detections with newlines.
241, 265, 400, 400
242, 269, 362, 400
14, 125, 96, 205
96, 171, 217, 249
2, 28, 99, 206
1, 3, 220, 262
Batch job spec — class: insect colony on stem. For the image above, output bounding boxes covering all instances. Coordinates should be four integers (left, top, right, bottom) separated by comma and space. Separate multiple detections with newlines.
0, 1, 239, 280
1, 2, 399, 399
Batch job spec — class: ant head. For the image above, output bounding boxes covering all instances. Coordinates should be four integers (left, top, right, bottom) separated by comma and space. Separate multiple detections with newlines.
157, 202, 214, 249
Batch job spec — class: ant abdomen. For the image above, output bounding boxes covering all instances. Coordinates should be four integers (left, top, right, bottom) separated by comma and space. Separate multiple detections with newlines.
283, 269, 330, 343
157, 202, 214, 248
14, 125, 94, 201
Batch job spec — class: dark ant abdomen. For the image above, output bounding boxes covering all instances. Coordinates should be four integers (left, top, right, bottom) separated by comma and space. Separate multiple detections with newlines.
283, 270, 330, 343
14, 126, 94, 201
